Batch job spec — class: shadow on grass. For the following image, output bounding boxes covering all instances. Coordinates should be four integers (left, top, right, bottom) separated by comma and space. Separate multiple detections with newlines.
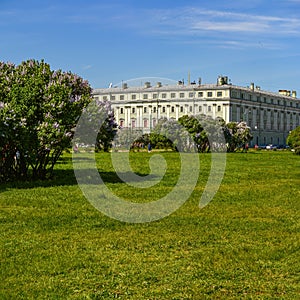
0, 168, 158, 191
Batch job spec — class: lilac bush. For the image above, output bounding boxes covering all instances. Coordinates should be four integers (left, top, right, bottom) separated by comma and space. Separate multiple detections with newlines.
226, 121, 253, 152
0, 59, 116, 181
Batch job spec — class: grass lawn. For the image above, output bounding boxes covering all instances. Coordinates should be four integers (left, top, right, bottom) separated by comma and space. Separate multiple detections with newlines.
1, 150, 299, 299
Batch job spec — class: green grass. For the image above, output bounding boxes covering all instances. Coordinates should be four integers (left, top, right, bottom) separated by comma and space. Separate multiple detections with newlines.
1, 151, 299, 299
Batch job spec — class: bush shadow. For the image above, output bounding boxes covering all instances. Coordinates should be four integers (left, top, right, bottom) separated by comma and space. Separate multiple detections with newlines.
0, 168, 159, 191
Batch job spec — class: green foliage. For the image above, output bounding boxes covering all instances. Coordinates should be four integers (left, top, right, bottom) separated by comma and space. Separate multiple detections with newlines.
149, 116, 214, 152
178, 114, 209, 152
150, 118, 180, 151
113, 128, 145, 150
113, 116, 252, 154
0, 151, 299, 298
287, 126, 300, 155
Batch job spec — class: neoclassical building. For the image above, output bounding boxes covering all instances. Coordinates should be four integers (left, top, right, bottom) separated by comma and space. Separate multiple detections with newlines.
93, 76, 300, 147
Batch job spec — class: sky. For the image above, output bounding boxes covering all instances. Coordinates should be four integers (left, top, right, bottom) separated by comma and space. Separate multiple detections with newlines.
1, 0, 300, 94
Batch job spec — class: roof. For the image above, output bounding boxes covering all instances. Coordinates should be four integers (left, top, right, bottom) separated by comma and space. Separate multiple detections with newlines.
93, 83, 299, 100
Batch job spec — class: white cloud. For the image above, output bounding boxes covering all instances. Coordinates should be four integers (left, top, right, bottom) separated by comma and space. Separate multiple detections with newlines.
191, 20, 268, 33
150, 7, 300, 36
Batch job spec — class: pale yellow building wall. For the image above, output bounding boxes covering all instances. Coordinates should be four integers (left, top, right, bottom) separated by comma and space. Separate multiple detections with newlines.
93, 82, 300, 146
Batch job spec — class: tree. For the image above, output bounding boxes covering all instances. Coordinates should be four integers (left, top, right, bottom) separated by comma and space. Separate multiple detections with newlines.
94, 100, 119, 152
178, 115, 210, 152
151, 118, 195, 152
150, 118, 177, 150
0, 59, 117, 181
112, 127, 144, 150
287, 126, 300, 154
178, 115, 227, 153
178, 115, 252, 153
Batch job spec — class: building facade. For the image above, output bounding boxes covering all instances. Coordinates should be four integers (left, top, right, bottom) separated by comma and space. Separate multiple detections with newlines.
93, 76, 300, 147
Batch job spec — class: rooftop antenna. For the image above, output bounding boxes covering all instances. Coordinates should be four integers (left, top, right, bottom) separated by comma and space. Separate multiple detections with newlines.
188, 71, 191, 85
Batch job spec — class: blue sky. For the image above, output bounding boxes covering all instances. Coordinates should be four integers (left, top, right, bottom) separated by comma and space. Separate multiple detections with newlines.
1, 0, 300, 93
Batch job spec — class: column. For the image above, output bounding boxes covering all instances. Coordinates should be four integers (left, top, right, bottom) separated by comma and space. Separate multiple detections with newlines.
175, 105, 179, 120
212, 104, 217, 119
166, 105, 170, 119
125, 106, 131, 128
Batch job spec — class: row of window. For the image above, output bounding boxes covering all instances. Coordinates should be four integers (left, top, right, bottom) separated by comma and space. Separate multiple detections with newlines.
234, 106, 300, 117
99, 91, 224, 101
231, 90, 299, 108
119, 119, 155, 128
120, 118, 298, 131
120, 117, 299, 130
118, 105, 223, 114
247, 121, 296, 132
96, 91, 300, 109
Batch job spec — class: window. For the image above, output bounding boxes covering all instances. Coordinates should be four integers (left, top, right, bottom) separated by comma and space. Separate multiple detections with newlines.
241, 93, 244, 99
120, 95, 124, 100
111, 95, 115, 100
153, 107, 156, 113
153, 93, 157, 99
189, 92, 194, 98
217, 91, 222, 97
120, 120, 124, 127
131, 94, 136, 100
162, 107, 166, 113
207, 92, 213, 97
180, 92, 185, 98
132, 107, 135, 113
171, 106, 175, 113
180, 106, 184, 112
171, 93, 176, 98
120, 108, 124, 114
161, 93, 167, 98
208, 106, 212, 112
103, 96, 108, 101
144, 119, 148, 128
231, 91, 238, 98
199, 106, 202, 112
144, 107, 147, 113
189, 106, 193, 112
217, 105, 221, 112
249, 95, 252, 101
143, 94, 148, 100
198, 92, 203, 97
132, 120, 136, 128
